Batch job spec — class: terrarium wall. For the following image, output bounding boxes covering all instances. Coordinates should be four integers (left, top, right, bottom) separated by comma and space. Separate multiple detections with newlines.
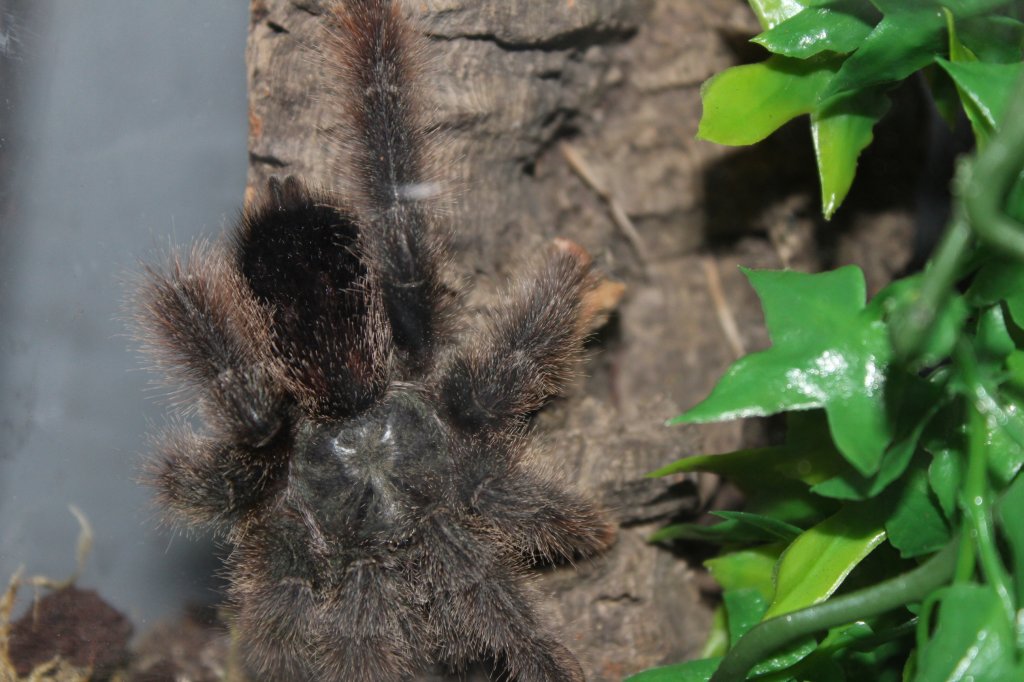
0, 0, 922, 679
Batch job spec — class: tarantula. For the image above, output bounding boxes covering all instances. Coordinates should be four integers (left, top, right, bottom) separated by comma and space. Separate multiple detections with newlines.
136, 1, 615, 680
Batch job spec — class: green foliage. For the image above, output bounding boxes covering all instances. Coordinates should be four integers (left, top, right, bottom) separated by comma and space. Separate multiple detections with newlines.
629, 4, 1024, 679
698, 0, 1024, 218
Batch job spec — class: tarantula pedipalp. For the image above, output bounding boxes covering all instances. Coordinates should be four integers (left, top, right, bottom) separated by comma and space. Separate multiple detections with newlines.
136, 1, 615, 681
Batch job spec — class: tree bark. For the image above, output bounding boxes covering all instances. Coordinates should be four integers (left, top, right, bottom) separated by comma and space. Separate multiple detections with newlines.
244, 1, 761, 679
244, 1, 916, 679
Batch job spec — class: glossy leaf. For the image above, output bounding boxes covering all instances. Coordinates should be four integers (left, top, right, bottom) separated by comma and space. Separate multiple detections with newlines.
753, 1, 879, 58
673, 267, 893, 475
974, 304, 1016, 365
966, 258, 1024, 329
813, 371, 942, 499
705, 544, 786, 601
995, 472, 1024, 603
749, 637, 819, 677
938, 58, 1024, 136
821, 8, 945, 104
928, 447, 963, 523
701, 606, 729, 659
711, 511, 804, 542
959, 15, 1024, 63
1007, 350, 1024, 391
985, 397, 1024, 486
884, 457, 950, 558
745, 479, 839, 527
649, 519, 775, 545
623, 658, 722, 682
765, 502, 887, 618
812, 88, 891, 218
724, 588, 768, 645
655, 411, 847, 489
915, 584, 1018, 681
698, 56, 839, 146
749, 0, 810, 30
649, 446, 792, 481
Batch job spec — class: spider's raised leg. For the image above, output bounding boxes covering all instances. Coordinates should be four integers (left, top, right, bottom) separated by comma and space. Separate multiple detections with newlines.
324, 0, 454, 370
137, 242, 289, 526
440, 240, 597, 434
146, 426, 288, 531
422, 514, 585, 682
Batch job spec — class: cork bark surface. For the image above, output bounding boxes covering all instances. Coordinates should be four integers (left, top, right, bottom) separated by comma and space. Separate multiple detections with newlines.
238, 0, 919, 679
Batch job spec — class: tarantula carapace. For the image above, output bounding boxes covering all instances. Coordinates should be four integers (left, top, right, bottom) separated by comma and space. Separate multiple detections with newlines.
136, 1, 614, 680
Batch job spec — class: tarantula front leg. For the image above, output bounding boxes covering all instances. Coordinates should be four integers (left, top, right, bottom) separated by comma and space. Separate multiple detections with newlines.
422, 513, 584, 682
137, 244, 291, 528
147, 426, 288, 531
439, 240, 598, 433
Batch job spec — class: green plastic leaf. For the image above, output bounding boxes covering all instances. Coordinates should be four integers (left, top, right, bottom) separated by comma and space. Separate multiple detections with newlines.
996, 471, 1024, 603
811, 439, 913, 500
648, 520, 765, 544
745, 479, 839, 527
937, 58, 1024, 138
701, 606, 729, 659
724, 587, 769, 645
649, 446, 792, 481
915, 584, 1018, 681
928, 447, 963, 523
884, 456, 950, 558
811, 88, 891, 218
966, 257, 1024, 306
876, 274, 970, 368
1007, 350, 1024, 391
959, 15, 1024, 63
1009, 169, 1024, 224
985, 397, 1024, 486
749, 0, 810, 30
753, 1, 879, 58
821, 8, 946, 104
711, 511, 804, 542
765, 502, 887, 618
966, 258, 1024, 328
749, 637, 819, 677
624, 658, 722, 682
655, 411, 848, 491
673, 267, 893, 475
705, 543, 786, 601
812, 369, 943, 499
975, 304, 1016, 365
698, 56, 840, 146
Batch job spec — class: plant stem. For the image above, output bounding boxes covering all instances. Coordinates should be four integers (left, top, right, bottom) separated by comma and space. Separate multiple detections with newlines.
957, 340, 1018, 625
708, 541, 958, 682
964, 76, 1024, 262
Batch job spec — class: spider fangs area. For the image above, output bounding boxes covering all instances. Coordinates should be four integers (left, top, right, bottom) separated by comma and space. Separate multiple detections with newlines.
291, 391, 450, 536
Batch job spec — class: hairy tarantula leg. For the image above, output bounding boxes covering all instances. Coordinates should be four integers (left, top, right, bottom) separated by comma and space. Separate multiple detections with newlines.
422, 514, 585, 682
233, 577, 318, 679
146, 426, 288, 532
135, 242, 287, 447
235, 176, 392, 419
467, 462, 614, 563
441, 240, 597, 433
323, 0, 453, 369
233, 524, 422, 682
309, 559, 426, 682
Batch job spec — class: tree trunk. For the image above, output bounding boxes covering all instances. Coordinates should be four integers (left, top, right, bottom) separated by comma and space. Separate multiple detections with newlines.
243, 0, 916, 679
